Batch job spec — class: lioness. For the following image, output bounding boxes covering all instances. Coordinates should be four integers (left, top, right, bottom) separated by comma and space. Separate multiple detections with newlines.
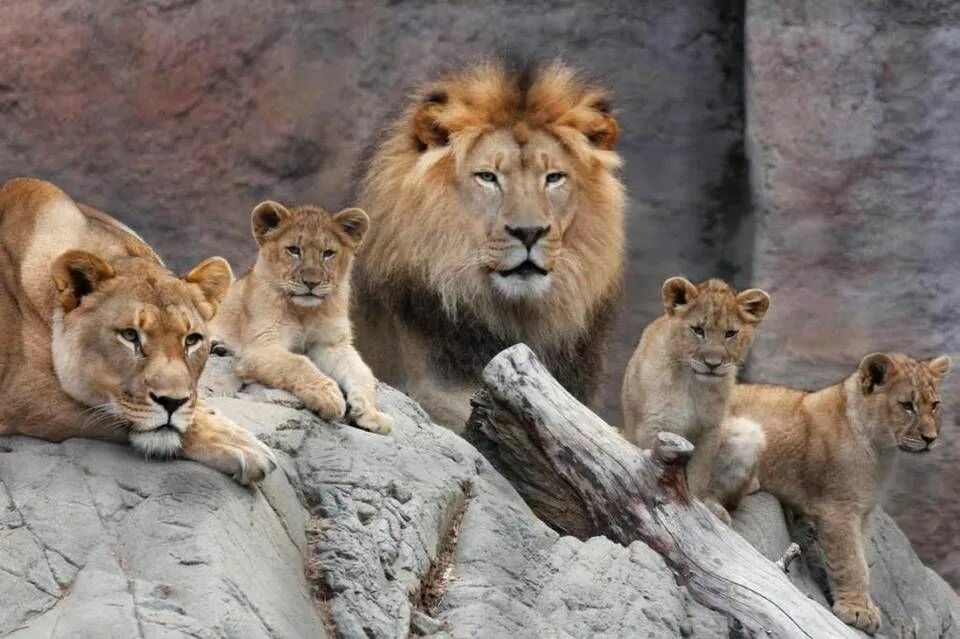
713, 353, 951, 634
211, 201, 392, 435
621, 276, 770, 511
355, 60, 625, 430
0, 177, 276, 483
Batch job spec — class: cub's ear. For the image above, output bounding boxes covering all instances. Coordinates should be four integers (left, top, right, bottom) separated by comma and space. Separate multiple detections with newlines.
333, 207, 370, 248
251, 200, 292, 244
859, 352, 894, 395
661, 276, 698, 316
736, 288, 771, 324
412, 92, 450, 149
184, 257, 233, 321
51, 250, 115, 312
927, 355, 952, 379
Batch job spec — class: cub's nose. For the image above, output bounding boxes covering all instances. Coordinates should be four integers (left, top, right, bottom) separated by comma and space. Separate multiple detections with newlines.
150, 393, 189, 416
302, 280, 320, 291
703, 355, 723, 369
922, 435, 937, 446
505, 225, 550, 249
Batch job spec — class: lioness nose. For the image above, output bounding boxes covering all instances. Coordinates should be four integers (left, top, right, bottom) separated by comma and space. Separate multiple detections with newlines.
506, 225, 550, 249
302, 280, 320, 290
150, 393, 189, 416
922, 435, 937, 445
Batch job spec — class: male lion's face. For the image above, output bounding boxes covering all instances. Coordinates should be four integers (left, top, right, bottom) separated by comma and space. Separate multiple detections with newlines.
857, 353, 950, 452
251, 201, 368, 308
661, 277, 770, 382
51, 251, 232, 456
458, 130, 575, 299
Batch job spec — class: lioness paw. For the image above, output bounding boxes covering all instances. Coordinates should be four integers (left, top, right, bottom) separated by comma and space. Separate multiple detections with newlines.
354, 409, 394, 435
301, 380, 347, 421
230, 436, 279, 485
833, 598, 881, 635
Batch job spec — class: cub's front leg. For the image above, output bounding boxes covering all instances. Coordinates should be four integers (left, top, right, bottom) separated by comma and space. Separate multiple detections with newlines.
815, 508, 881, 635
181, 402, 277, 485
310, 342, 392, 435
237, 346, 346, 420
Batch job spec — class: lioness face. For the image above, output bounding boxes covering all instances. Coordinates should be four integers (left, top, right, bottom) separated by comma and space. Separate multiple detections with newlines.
251, 201, 368, 308
662, 277, 770, 382
51, 251, 232, 456
858, 353, 950, 452
458, 130, 575, 299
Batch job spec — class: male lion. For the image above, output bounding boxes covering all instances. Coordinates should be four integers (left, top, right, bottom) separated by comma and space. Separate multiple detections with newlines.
621, 276, 770, 515
210, 200, 393, 435
0, 178, 276, 484
712, 353, 951, 634
355, 60, 625, 429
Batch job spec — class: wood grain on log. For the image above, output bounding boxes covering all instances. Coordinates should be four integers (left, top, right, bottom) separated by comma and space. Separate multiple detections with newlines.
467, 344, 863, 639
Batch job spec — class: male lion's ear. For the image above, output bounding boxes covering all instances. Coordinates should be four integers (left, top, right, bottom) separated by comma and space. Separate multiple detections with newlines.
736, 288, 771, 324
859, 352, 894, 395
184, 257, 233, 320
333, 207, 370, 248
51, 250, 115, 312
251, 201, 292, 244
585, 108, 619, 150
662, 276, 698, 316
928, 355, 952, 379
412, 93, 450, 149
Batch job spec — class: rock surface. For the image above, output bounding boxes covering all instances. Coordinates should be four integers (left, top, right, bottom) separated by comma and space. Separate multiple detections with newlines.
2, 356, 958, 637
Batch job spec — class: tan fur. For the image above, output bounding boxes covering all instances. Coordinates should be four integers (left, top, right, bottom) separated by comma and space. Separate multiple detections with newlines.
0, 177, 276, 484
355, 60, 625, 429
211, 201, 392, 435
621, 277, 770, 514
715, 353, 951, 634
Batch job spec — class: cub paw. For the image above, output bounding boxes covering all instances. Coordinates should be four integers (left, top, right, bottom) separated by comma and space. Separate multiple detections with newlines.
231, 435, 279, 485
353, 409, 394, 435
702, 497, 732, 525
300, 380, 347, 421
833, 598, 881, 635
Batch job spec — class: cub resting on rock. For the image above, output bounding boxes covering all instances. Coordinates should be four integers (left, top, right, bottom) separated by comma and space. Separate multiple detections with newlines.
211, 201, 392, 435
621, 276, 770, 514
0, 177, 276, 484
713, 353, 951, 634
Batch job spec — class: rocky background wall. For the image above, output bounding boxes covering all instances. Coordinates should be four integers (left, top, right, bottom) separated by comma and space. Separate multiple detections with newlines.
1, 0, 957, 588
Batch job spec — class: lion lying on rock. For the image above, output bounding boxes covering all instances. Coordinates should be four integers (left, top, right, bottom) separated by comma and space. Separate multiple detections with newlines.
354, 60, 626, 429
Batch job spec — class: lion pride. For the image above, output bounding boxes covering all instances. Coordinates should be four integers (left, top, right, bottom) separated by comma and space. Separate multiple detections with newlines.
0, 178, 276, 484
355, 60, 625, 429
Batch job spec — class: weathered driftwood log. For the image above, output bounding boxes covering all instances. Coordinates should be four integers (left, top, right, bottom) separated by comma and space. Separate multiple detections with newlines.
466, 344, 862, 639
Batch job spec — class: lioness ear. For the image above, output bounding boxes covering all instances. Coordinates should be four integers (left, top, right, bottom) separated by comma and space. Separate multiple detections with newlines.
251, 201, 292, 244
662, 276, 698, 316
184, 257, 233, 320
928, 355, 952, 379
412, 92, 450, 149
859, 352, 894, 395
333, 207, 370, 247
736, 288, 771, 324
51, 250, 115, 312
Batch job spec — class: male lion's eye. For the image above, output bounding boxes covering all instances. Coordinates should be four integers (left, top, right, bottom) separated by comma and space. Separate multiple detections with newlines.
545, 171, 566, 185
475, 171, 498, 184
323, 249, 337, 261
725, 329, 739, 339
119, 328, 140, 344
691, 325, 705, 338
286, 246, 302, 258
900, 401, 915, 414
185, 333, 203, 348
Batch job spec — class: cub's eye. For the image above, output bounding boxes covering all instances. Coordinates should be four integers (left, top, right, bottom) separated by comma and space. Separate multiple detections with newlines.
900, 401, 915, 414
690, 325, 705, 338
184, 333, 203, 348
545, 171, 566, 186
932, 401, 941, 412
475, 171, 498, 184
118, 328, 140, 344
323, 249, 337, 261
286, 246, 302, 258
725, 329, 739, 339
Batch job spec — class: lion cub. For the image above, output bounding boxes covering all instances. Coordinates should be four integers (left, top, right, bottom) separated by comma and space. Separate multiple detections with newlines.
713, 353, 950, 634
212, 201, 393, 435
621, 277, 770, 506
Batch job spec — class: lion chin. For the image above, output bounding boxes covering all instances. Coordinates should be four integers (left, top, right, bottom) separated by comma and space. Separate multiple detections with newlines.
491, 271, 552, 299
129, 426, 184, 458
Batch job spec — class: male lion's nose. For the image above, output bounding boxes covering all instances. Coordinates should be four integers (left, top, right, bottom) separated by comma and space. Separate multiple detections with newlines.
506, 225, 550, 249
150, 393, 189, 416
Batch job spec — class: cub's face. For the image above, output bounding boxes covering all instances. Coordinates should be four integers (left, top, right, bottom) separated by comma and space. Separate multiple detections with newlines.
51, 251, 232, 456
661, 277, 770, 382
858, 353, 951, 452
251, 201, 368, 307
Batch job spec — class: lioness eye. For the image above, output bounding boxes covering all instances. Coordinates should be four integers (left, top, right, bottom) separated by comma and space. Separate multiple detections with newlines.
900, 401, 915, 413
725, 329, 739, 339
545, 171, 566, 185
691, 325, 705, 338
119, 328, 140, 344
932, 401, 941, 411
475, 171, 498, 184
323, 249, 337, 261
286, 246, 301, 258
185, 333, 203, 347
